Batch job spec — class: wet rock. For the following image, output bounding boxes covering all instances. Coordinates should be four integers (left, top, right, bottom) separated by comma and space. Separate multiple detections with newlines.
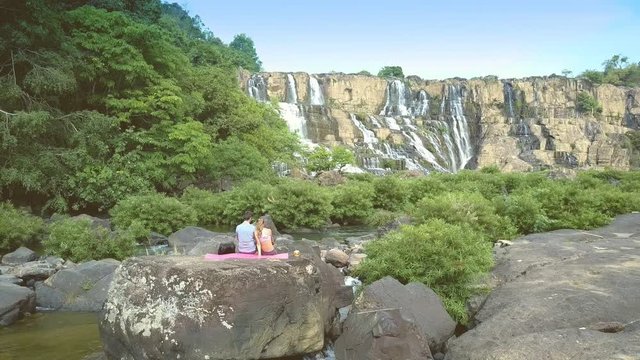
0, 274, 22, 286
325, 248, 350, 268
1, 247, 37, 265
0, 283, 35, 326
9, 260, 57, 282
35, 259, 120, 311
99, 253, 352, 360
347, 253, 367, 271
147, 232, 169, 246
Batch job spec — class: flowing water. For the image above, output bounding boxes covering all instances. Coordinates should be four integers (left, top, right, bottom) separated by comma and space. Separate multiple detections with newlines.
0, 312, 102, 360
309, 76, 325, 105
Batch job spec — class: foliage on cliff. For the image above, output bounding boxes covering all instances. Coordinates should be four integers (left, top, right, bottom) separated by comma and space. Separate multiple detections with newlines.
581, 54, 640, 87
0, 0, 297, 213
377, 66, 404, 78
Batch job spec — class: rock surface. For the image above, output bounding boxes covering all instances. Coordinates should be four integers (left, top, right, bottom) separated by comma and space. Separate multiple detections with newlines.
0, 283, 35, 326
325, 248, 350, 267
1, 246, 37, 265
355, 276, 456, 353
168, 226, 234, 254
35, 259, 120, 311
445, 213, 640, 359
334, 308, 433, 360
100, 254, 352, 360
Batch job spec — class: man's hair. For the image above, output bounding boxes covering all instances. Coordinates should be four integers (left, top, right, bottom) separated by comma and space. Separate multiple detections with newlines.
243, 210, 253, 221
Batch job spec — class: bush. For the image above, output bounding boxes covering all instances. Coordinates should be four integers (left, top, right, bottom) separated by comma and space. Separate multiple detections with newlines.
331, 181, 375, 225
365, 209, 405, 228
372, 176, 410, 212
219, 180, 276, 226
412, 192, 517, 241
44, 218, 135, 262
494, 193, 551, 234
110, 193, 198, 236
270, 179, 333, 229
353, 220, 493, 323
0, 202, 45, 253
180, 186, 228, 226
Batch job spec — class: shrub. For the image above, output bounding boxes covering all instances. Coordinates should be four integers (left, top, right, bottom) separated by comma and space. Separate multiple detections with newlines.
372, 176, 410, 212
412, 192, 517, 241
405, 175, 447, 204
110, 193, 198, 236
494, 193, 551, 234
219, 180, 276, 226
44, 218, 135, 262
0, 202, 45, 253
353, 220, 494, 323
180, 186, 228, 226
270, 179, 333, 229
331, 181, 375, 225
365, 209, 405, 228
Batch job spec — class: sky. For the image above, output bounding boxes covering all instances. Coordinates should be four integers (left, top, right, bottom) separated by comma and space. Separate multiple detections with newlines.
181, 0, 640, 79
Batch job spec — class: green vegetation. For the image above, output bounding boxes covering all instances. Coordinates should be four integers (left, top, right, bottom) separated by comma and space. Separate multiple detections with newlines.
44, 217, 135, 262
0, 1, 298, 213
580, 54, 640, 87
377, 66, 404, 78
305, 146, 355, 173
356, 70, 373, 76
575, 91, 603, 115
0, 202, 45, 253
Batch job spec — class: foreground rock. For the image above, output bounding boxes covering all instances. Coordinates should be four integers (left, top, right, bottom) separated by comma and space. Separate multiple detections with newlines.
35, 259, 120, 311
100, 254, 352, 360
0, 283, 35, 326
445, 213, 640, 359
335, 308, 433, 360
346, 276, 455, 353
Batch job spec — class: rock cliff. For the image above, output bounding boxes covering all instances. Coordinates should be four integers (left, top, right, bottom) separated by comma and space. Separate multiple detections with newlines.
240, 70, 640, 172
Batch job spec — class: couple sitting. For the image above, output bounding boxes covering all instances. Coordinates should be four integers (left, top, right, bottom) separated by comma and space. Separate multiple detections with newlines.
235, 211, 277, 256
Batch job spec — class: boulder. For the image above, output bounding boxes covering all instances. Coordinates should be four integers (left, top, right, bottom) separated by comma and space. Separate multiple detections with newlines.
9, 260, 57, 282
0, 283, 35, 326
347, 253, 367, 271
147, 232, 169, 246
325, 248, 350, 268
100, 254, 352, 360
186, 238, 236, 256
445, 213, 640, 359
70, 214, 111, 230
334, 308, 433, 360
35, 259, 120, 311
0, 274, 23, 286
1, 247, 37, 265
355, 277, 456, 353
319, 237, 343, 250
316, 170, 346, 186
345, 234, 375, 247
168, 226, 233, 254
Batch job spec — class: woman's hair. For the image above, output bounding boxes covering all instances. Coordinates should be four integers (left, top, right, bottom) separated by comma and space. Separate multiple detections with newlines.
255, 217, 265, 234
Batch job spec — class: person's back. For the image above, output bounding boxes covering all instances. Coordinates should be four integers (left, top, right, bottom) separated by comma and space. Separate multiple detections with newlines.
236, 211, 256, 254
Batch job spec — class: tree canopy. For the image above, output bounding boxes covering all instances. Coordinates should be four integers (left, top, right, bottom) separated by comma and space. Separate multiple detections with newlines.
377, 66, 404, 78
580, 54, 640, 87
0, 0, 298, 213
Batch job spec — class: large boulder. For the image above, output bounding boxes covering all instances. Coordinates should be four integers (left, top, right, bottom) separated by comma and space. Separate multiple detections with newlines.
1, 246, 37, 265
9, 260, 57, 283
445, 213, 640, 359
334, 308, 433, 360
325, 248, 350, 268
354, 277, 455, 353
168, 226, 234, 254
35, 259, 120, 311
100, 254, 352, 360
0, 283, 35, 326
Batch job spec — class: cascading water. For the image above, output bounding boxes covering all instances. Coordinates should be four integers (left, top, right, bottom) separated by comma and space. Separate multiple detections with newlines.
247, 74, 268, 102
413, 90, 429, 117
503, 82, 515, 119
286, 73, 298, 104
442, 83, 473, 170
350, 114, 379, 146
380, 80, 411, 116
309, 76, 325, 105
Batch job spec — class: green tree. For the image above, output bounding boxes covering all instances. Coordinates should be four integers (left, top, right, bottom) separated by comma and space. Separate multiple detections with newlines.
576, 91, 602, 115
377, 66, 404, 78
331, 146, 355, 172
306, 147, 334, 172
229, 33, 262, 72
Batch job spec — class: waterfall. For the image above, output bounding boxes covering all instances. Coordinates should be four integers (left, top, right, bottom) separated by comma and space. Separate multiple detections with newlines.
309, 76, 325, 105
503, 82, 515, 119
278, 103, 310, 143
369, 115, 383, 128
413, 90, 429, 117
350, 114, 378, 146
285, 74, 298, 104
403, 131, 447, 172
247, 74, 268, 102
380, 80, 411, 116
383, 117, 401, 131
443, 84, 473, 170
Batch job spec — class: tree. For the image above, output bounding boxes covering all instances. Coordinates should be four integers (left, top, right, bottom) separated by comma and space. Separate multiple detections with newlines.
377, 66, 404, 78
356, 70, 372, 76
229, 33, 262, 72
332, 146, 355, 172
561, 69, 573, 77
306, 147, 334, 172
576, 91, 602, 116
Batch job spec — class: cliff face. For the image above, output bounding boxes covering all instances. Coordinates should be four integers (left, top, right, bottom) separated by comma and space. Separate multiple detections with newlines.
240, 70, 640, 173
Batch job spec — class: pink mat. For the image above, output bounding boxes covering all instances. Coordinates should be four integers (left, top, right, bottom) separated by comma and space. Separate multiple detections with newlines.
204, 253, 289, 261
